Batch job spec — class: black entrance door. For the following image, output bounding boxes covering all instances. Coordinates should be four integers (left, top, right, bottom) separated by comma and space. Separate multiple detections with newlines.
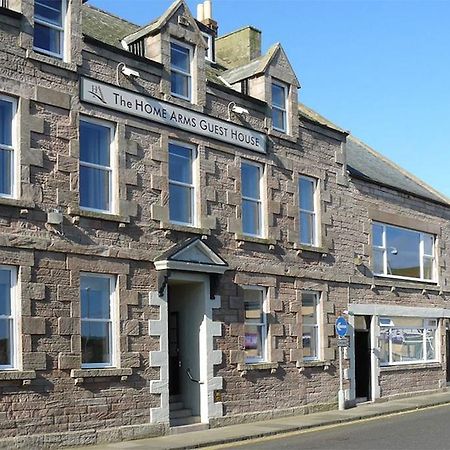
355, 330, 371, 400
168, 311, 181, 395
446, 330, 450, 383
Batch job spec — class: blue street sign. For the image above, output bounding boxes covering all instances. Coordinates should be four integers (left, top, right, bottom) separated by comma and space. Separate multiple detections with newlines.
335, 316, 348, 337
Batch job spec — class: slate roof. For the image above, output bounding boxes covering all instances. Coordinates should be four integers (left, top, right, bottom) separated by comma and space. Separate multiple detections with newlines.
80, 4, 449, 207
82, 4, 139, 48
347, 136, 449, 205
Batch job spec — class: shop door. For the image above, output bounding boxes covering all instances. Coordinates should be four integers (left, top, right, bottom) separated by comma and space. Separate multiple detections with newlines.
355, 326, 371, 400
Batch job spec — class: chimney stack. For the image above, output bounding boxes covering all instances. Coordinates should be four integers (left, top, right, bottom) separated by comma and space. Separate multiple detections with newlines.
197, 0, 218, 36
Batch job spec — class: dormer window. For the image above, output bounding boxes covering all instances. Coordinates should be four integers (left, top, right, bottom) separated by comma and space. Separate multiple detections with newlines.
33, 0, 66, 59
271, 81, 288, 132
201, 32, 214, 62
170, 40, 192, 101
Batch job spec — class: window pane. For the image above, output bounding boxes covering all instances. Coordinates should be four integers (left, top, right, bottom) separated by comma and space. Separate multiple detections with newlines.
302, 326, 317, 359
0, 149, 12, 196
244, 324, 263, 360
81, 276, 111, 320
171, 71, 190, 98
0, 269, 11, 316
171, 43, 190, 72
372, 224, 383, 247
169, 184, 192, 224
272, 84, 285, 108
169, 144, 192, 183
300, 211, 315, 245
34, 22, 61, 55
0, 100, 13, 146
0, 318, 11, 366
272, 108, 285, 131
244, 290, 263, 323
386, 226, 420, 278
423, 234, 434, 256
379, 328, 389, 364
423, 257, 434, 280
391, 328, 423, 363
80, 166, 110, 211
241, 163, 260, 199
35, 0, 63, 25
242, 199, 261, 236
301, 293, 317, 325
81, 321, 111, 365
80, 121, 110, 166
373, 248, 384, 274
299, 178, 315, 211
426, 329, 435, 360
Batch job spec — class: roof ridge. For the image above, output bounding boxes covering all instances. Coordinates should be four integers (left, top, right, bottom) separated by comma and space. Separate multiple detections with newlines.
348, 135, 450, 205
82, 3, 140, 28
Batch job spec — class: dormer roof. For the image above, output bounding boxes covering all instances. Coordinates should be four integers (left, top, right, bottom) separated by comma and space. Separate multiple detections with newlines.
221, 43, 300, 87
122, 0, 206, 48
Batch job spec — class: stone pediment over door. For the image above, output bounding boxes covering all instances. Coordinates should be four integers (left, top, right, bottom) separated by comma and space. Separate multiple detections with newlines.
154, 237, 228, 274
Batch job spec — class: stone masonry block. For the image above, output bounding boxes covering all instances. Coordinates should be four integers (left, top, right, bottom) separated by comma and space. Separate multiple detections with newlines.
22, 317, 46, 335
58, 353, 81, 370
28, 283, 46, 300
57, 155, 78, 173
229, 323, 244, 336
119, 199, 138, 217
229, 296, 242, 309
122, 290, 139, 306
57, 286, 78, 303
58, 317, 80, 335
126, 140, 138, 156
290, 348, 303, 362
202, 215, 217, 229
227, 217, 240, 233
151, 174, 165, 190
22, 148, 43, 167
67, 256, 129, 274
324, 348, 335, 360
121, 352, 141, 368
229, 350, 245, 364
124, 169, 138, 186
123, 319, 139, 336
226, 191, 240, 206
271, 349, 284, 362
36, 86, 71, 109
28, 116, 44, 134
151, 204, 169, 222
151, 146, 167, 162
23, 352, 47, 370
269, 323, 284, 336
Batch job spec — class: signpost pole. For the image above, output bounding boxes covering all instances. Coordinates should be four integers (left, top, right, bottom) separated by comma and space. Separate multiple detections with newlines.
338, 345, 345, 411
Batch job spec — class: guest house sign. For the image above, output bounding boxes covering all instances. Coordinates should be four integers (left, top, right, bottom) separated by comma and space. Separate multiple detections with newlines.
80, 78, 266, 153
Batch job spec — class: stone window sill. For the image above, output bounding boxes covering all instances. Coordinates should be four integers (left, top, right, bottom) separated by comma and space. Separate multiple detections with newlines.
296, 360, 331, 370
26, 50, 78, 72
161, 222, 211, 236
235, 234, 277, 247
0, 370, 36, 383
71, 368, 132, 382
268, 128, 297, 144
380, 362, 442, 372
0, 197, 35, 209
237, 362, 278, 372
294, 243, 328, 256
68, 207, 130, 224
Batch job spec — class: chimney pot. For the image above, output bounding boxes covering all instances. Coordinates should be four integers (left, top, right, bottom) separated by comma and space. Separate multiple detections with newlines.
197, 3, 204, 21
203, 0, 212, 20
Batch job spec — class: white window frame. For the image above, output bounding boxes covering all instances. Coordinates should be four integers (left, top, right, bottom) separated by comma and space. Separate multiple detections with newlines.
201, 32, 214, 62
272, 80, 288, 133
0, 266, 18, 370
80, 273, 118, 369
243, 286, 268, 364
170, 39, 193, 102
79, 117, 116, 215
241, 160, 264, 238
372, 222, 436, 282
299, 175, 319, 247
301, 291, 321, 361
168, 140, 197, 227
0, 95, 17, 200
33, 0, 66, 60
379, 317, 438, 366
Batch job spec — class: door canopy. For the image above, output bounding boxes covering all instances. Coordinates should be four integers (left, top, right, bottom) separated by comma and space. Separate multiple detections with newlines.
154, 237, 228, 274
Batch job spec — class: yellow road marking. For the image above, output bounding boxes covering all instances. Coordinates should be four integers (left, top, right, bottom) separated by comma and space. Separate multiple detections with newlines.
204, 402, 450, 449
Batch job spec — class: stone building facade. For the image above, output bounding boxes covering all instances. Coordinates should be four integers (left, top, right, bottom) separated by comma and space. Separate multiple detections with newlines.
0, 0, 449, 447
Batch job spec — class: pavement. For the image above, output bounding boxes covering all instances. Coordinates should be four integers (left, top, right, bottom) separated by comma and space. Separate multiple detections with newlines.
79, 390, 450, 450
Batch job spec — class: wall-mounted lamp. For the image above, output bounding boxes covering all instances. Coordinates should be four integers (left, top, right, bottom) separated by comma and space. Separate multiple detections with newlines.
116, 62, 140, 85
228, 101, 249, 120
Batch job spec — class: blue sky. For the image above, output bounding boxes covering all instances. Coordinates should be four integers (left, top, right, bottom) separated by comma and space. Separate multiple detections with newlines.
88, 0, 450, 198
